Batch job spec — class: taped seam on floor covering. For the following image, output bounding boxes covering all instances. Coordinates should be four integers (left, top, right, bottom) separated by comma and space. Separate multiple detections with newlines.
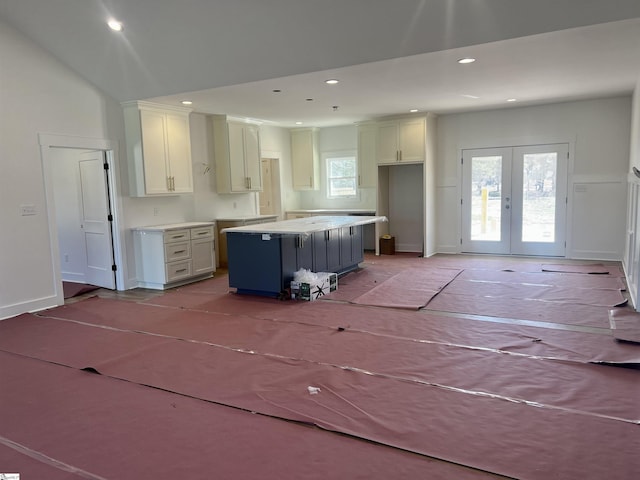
0, 434, 108, 480
24, 314, 640, 424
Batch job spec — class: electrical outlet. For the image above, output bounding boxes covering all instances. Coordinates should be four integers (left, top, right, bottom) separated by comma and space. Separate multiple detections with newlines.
153, 207, 159, 216
64, 254, 69, 263
20, 204, 36, 216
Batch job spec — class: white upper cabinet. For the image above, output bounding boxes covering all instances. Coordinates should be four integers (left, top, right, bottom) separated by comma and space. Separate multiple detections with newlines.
377, 117, 426, 165
123, 101, 194, 197
210, 115, 262, 193
291, 128, 319, 190
357, 123, 377, 188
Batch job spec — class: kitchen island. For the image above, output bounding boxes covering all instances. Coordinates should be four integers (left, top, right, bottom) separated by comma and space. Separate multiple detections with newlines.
222, 215, 386, 297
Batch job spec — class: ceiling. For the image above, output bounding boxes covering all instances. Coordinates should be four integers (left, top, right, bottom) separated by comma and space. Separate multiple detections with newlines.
2, 0, 640, 127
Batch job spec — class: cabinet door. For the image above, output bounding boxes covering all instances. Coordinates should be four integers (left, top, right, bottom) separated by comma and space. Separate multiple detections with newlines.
165, 113, 193, 193
191, 238, 215, 275
140, 109, 170, 194
291, 129, 318, 190
326, 229, 342, 273
244, 124, 262, 191
228, 122, 248, 191
357, 124, 377, 188
350, 226, 364, 264
377, 121, 399, 164
398, 118, 425, 163
295, 234, 314, 271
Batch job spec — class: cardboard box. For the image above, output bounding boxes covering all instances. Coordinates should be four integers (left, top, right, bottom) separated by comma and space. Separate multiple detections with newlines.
380, 236, 395, 255
291, 272, 338, 301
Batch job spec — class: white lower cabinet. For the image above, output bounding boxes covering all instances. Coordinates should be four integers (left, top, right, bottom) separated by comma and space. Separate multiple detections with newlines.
133, 222, 215, 289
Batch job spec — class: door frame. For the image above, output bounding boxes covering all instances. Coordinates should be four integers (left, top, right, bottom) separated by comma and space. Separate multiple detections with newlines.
39, 134, 127, 306
457, 138, 575, 257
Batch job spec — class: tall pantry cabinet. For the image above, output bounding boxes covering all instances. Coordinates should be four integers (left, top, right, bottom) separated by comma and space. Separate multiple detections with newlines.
122, 101, 194, 196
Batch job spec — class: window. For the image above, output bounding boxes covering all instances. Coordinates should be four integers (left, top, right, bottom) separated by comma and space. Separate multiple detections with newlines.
326, 154, 357, 198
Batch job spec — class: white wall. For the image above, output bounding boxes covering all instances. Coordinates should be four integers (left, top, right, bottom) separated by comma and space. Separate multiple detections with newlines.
436, 96, 632, 259
0, 19, 131, 318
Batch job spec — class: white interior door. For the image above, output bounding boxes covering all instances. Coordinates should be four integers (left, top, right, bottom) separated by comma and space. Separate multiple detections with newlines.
462, 144, 568, 256
79, 151, 116, 288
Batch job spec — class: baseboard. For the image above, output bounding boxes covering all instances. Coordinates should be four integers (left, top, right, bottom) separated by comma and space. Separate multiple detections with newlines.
0, 295, 62, 321
569, 250, 622, 261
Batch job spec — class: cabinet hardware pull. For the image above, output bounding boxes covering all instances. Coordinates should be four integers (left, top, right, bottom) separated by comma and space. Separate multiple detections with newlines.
176, 268, 188, 273
174, 250, 186, 254
309, 176, 313, 187
399, 150, 402, 162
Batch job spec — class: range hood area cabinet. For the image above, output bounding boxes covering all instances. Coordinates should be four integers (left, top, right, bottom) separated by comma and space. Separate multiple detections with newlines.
123, 101, 194, 197
210, 115, 262, 194
291, 127, 319, 190
377, 117, 426, 165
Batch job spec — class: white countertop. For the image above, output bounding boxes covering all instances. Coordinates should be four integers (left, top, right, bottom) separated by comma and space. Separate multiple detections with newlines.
221, 215, 386, 235
132, 221, 215, 232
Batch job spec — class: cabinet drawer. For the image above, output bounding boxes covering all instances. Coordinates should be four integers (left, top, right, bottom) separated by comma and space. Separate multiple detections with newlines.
163, 229, 190, 243
190, 225, 214, 240
164, 241, 191, 262
166, 260, 192, 282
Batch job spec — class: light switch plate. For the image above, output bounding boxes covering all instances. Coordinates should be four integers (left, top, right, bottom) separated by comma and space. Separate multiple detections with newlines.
20, 204, 37, 216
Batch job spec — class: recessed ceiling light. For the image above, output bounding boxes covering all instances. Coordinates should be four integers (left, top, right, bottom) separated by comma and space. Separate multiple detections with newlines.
181, 100, 193, 105
295, 121, 303, 125
107, 19, 124, 32
507, 98, 517, 102
457, 57, 476, 64
409, 109, 419, 113
325, 79, 339, 85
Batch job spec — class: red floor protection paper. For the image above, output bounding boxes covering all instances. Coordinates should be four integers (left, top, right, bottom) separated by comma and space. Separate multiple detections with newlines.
44, 296, 640, 364
609, 308, 640, 344
1, 318, 639, 479
5, 312, 640, 422
457, 268, 626, 290
350, 267, 462, 309
36, 340, 640, 479
424, 291, 618, 328
1, 352, 494, 480
440, 277, 627, 307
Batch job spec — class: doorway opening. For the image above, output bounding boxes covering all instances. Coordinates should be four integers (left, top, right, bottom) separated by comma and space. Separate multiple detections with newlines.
50, 148, 116, 290
40, 134, 125, 304
461, 143, 569, 256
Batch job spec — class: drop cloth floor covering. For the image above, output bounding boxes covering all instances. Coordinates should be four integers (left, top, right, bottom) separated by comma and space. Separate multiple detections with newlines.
1, 254, 638, 479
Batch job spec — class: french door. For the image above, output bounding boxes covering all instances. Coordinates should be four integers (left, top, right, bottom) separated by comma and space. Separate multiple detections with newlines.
461, 144, 568, 256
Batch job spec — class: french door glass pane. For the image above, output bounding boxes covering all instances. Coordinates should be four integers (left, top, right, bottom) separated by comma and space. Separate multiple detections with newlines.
521, 153, 557, 243
471, 156, 502, 241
